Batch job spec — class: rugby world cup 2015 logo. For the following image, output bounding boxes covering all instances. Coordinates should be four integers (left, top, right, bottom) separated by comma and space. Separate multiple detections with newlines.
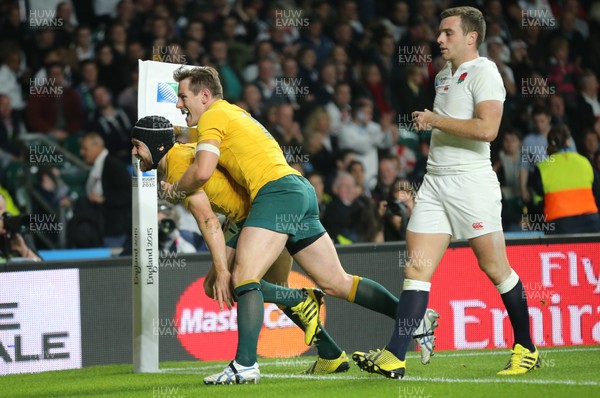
157, 82, 178, 103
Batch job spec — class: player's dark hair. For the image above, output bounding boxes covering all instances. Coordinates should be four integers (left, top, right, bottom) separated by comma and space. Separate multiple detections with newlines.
173, 65, 223, 99
440, 6, 486, 49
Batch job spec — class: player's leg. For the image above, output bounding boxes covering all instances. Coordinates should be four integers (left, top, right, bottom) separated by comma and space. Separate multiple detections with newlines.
353, 174, 451, 378
261, 249, 348, 373
205, 227, 286, 384
469, 231, 539, 375
231, 226, 288, 368
351, 232, 449, 378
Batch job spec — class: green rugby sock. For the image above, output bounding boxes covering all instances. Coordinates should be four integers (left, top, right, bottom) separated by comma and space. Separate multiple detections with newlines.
260, 280, 306, 307
234, 281, 263, 366
352, 277, 399, 319
281, 307, 342, 360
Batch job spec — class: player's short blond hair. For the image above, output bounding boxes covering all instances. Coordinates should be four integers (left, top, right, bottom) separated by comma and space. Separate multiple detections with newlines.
440, 6, 486, 49
173, 66, 223, 99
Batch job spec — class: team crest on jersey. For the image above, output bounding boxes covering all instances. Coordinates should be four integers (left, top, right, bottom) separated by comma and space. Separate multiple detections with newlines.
457, 72, 468, 84
436, 76, 450, 92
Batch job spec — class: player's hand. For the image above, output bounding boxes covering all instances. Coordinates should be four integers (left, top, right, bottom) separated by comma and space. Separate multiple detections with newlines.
412, 109, 436, 131
213, 270, 234, 310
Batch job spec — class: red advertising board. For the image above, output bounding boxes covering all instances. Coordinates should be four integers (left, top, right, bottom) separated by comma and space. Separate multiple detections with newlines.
174, 271, 326, 361
429, 242, 600, 350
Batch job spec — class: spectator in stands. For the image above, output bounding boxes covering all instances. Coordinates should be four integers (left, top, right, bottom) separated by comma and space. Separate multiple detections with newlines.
88, 85, 132, 163
26, 62, 84, 142
183, 38, 204, 66
520, 106, 553, 209
296, 15, 333, 64
73, 25, 94, 61
73, 132, 131, 248
303, 107, 337, 176
311, 60, 336, 107
381, 1, 410, 43
360, 63, 394, 120
322, 171, 361, 244
222, 15, 252, 74
0, 193, 41, 262
296, 47, 319, 93
0, 94, 23, 169
372, 155, 400, 204
95, 43, 127, 97
338, 98, 392, 190
242, 40, 278, 83
306, 172, 330, 218
547, 37, 580, 103
272, 103, 303, 148
25, 28, 57, 75
54, 1, 77, 48
0, 4, 28, 46
530, 124, 600, 234
237, 83, 264, 124
494, 130, 524, 231
279, 57, 307, 109
487, 36, 517, 98
508, 40, 533, 96
371, 34, 397, 86
75, 60, 98, 122
255, 58, 283, 107
548, 95, 576, 134
580, 127, 600, 164
338, 0, 365, 39
329, 45, 351, 82
397, 65, 432, 117
347, 160, 370, 198
117, 67, 138, 123
108, 22, 128, 58
331, 20, 362, 63
210, 36, 243, 102
157, 202, 197, 254
325, 81, 352, 137
576, 70, 600, 133
548, 10, 585, 65
0, 48, 26, 122
382, 178, 415, 241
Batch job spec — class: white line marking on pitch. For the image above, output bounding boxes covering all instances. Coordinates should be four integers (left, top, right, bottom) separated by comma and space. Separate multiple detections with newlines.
261, 374, 600, 386
162, 346, 600, 372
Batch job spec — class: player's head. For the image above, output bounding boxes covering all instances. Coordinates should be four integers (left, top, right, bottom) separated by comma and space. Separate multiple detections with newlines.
173, 66, 223, 127
131, 115, 175, 171
438, 6, 485, 62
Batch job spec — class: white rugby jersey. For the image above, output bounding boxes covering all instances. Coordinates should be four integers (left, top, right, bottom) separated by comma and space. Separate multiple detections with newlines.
427, 57, 505, 175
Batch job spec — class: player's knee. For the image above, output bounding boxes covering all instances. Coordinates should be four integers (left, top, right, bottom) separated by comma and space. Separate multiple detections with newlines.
479, 261, 510, 285
319, 273, 353, 298
231, 267, 259, 287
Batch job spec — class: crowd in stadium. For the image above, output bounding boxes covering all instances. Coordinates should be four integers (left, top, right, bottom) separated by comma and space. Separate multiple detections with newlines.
1, 0, 600, 256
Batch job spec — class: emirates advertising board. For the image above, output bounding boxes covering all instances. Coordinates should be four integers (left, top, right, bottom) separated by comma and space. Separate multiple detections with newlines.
429, 242, 600, 350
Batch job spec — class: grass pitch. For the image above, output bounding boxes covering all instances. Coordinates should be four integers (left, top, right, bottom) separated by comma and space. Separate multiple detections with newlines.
2, 346, 599, 398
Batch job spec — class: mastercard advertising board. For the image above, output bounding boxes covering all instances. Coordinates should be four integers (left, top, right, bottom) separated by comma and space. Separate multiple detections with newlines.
174, 271, 326, 361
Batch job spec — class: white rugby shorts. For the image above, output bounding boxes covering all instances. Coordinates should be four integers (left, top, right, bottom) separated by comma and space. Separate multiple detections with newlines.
407, 170, 503, 239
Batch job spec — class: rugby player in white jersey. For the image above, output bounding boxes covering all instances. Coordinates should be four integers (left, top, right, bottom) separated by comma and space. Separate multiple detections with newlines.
353, 6, 539, 378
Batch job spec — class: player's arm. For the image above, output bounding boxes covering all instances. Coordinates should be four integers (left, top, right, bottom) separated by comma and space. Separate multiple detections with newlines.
413, 100, 503, 142
171, 139, 220, 195
186, 190, 233, 310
